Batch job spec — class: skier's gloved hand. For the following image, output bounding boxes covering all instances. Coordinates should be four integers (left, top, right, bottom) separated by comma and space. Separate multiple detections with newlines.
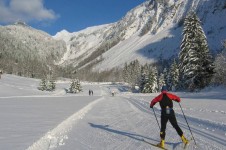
150, 105, 153, 108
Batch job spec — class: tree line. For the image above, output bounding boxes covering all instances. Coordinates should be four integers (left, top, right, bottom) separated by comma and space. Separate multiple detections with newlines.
75, 11, 224, 92
57, 11, 226, 92
1, 12, 226, 92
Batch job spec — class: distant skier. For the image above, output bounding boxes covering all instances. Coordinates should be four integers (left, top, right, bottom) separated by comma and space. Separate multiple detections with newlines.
150, 86, 188, 149
89, 89, 91, 96
112, 90, 115, 96
89, 89, 93, 96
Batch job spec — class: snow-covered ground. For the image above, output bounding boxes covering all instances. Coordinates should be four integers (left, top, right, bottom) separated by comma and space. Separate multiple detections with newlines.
0, 74, 226, 150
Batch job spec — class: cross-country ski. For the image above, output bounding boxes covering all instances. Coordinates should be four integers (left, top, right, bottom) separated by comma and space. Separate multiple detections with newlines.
142, 139, 168, 150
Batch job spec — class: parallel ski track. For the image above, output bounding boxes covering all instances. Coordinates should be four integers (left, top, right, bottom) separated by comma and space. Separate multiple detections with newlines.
122, 96, 226, 150
27, 97, 104, 150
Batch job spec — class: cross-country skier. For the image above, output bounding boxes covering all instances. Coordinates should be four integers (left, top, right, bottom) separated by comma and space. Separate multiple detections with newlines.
112, 90, 115, 96
150, 86, 189, 149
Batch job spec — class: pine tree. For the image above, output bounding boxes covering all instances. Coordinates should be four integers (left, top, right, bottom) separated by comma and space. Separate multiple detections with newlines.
47, 78, 56, 91
123, 60, 141, 88
139, 64, 149, 92
75, 79, 82, 92
163, 68, 170, 88
158, 73, 165, 92
213, 43, 226, 86
130, 60, 141, 86
122, 62, 129, 83
152, 66, 158, 92
169, 60, 179, 91
38, 78, 47, 91
134, 60, 141, 84
179, 12, 214, 91
69, 79, 82, 93
69, 79, 76, 93
127, 64, 133, 85
142, 66, 158, 93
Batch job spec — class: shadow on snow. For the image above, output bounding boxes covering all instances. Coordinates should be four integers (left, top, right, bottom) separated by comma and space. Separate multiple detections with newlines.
88, 122, 177, 146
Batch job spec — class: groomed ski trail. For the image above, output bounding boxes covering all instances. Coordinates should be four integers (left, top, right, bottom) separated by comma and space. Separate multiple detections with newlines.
123, 96, 226, 150
27, 97, 104, 150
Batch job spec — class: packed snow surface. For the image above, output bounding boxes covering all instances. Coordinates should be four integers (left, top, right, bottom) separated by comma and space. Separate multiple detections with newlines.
0, 74, 226, 150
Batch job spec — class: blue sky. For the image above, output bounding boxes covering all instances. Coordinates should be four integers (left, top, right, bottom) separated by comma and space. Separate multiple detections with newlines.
0, 0, 146, 35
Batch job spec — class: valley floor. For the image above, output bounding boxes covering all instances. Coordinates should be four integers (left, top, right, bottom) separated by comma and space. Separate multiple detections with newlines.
0, 74, 225, 150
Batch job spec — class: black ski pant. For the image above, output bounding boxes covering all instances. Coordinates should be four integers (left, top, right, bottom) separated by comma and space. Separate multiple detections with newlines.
160, 111, 183, 140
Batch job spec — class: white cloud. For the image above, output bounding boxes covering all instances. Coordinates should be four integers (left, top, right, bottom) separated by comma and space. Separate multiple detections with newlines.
0, 0, 58, 23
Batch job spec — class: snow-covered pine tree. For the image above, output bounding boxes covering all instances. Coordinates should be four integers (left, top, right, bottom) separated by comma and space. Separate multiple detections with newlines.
139, 63, 149, 92
158, 73, 165, 92
169, 60, 179, 91
47, 78, 56, 91
142, 66, 158, 93
213, 41, 226, 86
179, 12, 214, 91
123, 60, 141, 87
75, 79, 82, 92
122, 62, 129, 83
38, 78, 47, 91
163, 68, 169, 89
69, 79, 76, 93
152, 66, 159, 92
127, 64, 133, 85
69, 79, 82, 93
134, 60, 141, 83
142, 70, 153, 93
130, 60, 141, 86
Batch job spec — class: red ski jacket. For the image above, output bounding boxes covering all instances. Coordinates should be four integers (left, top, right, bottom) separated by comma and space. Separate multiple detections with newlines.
150, 91, 181, 109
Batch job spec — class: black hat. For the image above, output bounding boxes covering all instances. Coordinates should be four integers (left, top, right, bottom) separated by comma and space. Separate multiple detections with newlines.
161, 86, 167, 92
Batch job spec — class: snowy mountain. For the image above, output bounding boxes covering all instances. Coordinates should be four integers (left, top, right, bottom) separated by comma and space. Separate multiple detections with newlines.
54, 0, 226, 71
1, 0, 225, 74
53, 24, 113, 67
0, 21, 66, 75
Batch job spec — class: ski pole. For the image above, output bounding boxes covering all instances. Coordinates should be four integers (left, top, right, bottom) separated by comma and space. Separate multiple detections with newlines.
179, 102, 197, 145
152, 107, 161, 131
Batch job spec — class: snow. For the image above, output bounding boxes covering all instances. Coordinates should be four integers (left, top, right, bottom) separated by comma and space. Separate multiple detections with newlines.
53, 24, 113, 66
96, 24, 178, 71
0, 74, 226, 150
51, 0, 226, 71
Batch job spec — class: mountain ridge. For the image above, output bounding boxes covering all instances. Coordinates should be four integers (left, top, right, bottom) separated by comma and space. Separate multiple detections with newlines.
0, 0, 225, 76
0, 21, 66, 77
53, 0, 226, 71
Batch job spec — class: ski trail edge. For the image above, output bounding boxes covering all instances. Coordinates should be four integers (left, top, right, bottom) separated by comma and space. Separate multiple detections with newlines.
27, 97, 104, 150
